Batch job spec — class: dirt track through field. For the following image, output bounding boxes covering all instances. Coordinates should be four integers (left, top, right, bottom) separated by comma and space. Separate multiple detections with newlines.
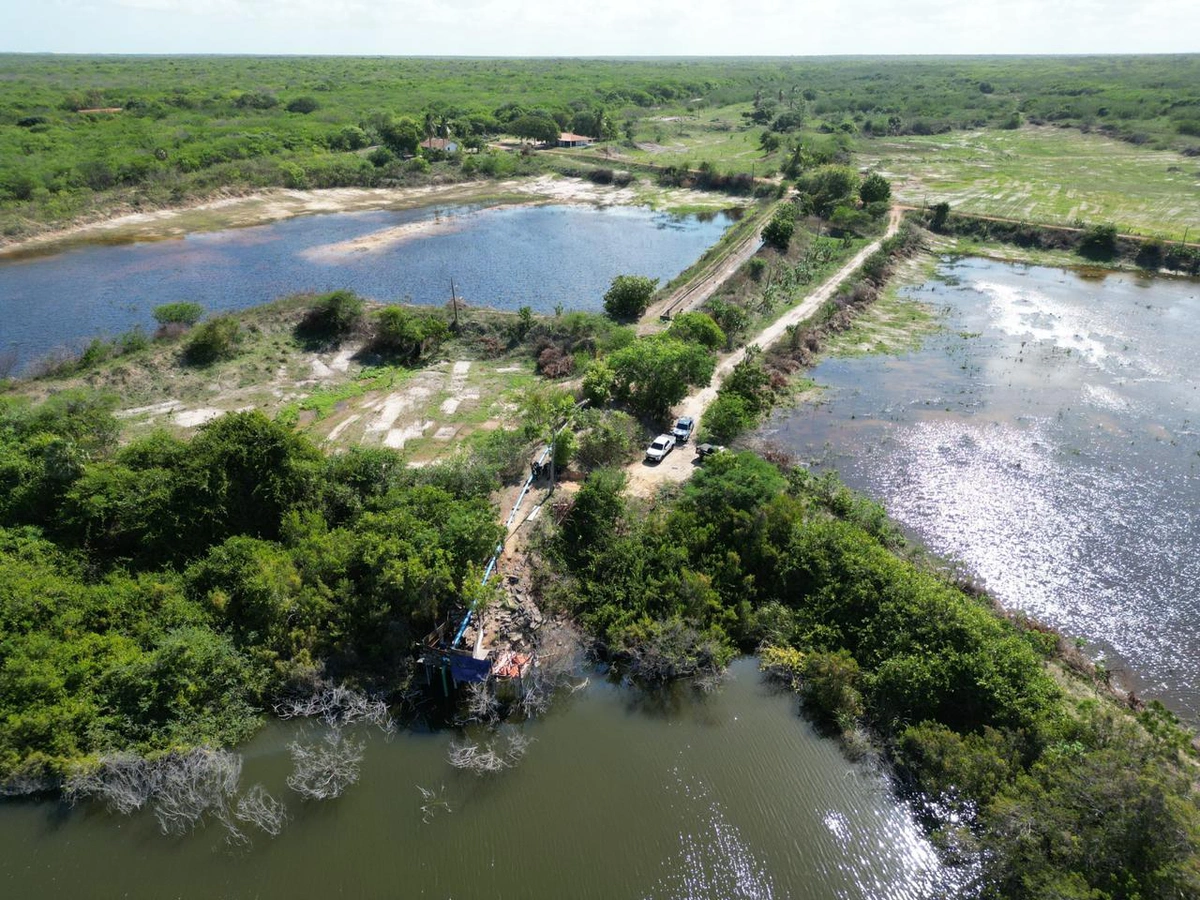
624, 208, 903, 497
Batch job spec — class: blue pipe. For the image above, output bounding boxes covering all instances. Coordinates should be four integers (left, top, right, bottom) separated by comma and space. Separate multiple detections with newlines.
448, 407, 583, 650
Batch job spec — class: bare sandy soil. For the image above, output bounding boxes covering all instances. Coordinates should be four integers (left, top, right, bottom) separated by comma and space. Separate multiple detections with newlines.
0, 175, 729, 259
624, 209, 903, 499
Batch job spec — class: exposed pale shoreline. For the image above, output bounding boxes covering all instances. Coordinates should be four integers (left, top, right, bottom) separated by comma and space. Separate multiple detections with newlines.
0, 175, 730, 260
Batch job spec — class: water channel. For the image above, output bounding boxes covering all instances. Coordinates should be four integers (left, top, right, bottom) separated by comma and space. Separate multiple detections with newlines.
0, 202, 734, 373
765, 257, 1200, 716
0, 660, 956, 899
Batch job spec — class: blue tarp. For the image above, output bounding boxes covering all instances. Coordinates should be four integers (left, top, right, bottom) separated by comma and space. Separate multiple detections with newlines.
447, 652, 493, 683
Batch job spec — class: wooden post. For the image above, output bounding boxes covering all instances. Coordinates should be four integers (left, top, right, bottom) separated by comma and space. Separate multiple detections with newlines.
450, 278, 460, 331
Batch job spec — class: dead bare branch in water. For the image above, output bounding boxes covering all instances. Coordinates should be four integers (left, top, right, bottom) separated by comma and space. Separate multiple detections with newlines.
64, 752, 159, 815
416, 784, 452, 823
274, 683, 396, 737
286, 728, 365, 800
447, 726, 533, 776
234, 784, 289, 836
151, 748, 242, 836
694, 670, 726, 695
64, 748, 287, 844
462, 681, 500, 725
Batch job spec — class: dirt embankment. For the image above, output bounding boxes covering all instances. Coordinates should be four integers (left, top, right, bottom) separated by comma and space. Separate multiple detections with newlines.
639, 217, 768, 334
624, 208, 904, 498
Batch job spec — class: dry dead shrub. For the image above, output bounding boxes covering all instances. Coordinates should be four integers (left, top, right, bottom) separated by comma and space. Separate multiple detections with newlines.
286, 728, 365, 801
537, 345, 575, 378
65, 748, 288, 844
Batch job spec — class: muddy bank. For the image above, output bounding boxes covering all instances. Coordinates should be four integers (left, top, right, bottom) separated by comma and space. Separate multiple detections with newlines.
0, 182, 516, 259
0, 175, 729, 261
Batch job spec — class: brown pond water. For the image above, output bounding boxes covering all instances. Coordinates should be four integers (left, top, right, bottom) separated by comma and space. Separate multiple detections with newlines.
0, 660, 960, 899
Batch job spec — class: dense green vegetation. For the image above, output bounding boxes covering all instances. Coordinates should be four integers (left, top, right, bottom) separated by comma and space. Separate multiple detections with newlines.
3, 55, 1198, 239
539, 453, 1200, 898
0, 393, 510, 787
4, 52, 1199, 888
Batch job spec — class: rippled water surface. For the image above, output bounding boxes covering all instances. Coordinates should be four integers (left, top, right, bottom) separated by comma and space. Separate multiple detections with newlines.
0, 203, 733, 372
0, 660, 955, 899
766, 258, 1200, 714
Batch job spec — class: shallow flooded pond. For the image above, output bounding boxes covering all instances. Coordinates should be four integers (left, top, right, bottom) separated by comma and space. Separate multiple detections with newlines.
765, 258, 1200, 715
0, 660, 955, 899
0, 203, 733, 373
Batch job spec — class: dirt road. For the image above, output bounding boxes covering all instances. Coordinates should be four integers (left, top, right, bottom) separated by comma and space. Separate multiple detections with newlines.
625, 208, 904, 497
638, 216, 769, 334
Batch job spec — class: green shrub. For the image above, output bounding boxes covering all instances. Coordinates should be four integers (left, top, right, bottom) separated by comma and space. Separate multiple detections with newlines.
859, 172, 892, 204
1135, 237, 1165, 270
800, 650, 863, 726
581, 361, 616, 407
116, 327, 150, 355
762, 204, 797, 251
603, 274, 659, 321
372, 307, 449, 362
575, 409, 639, 469
76, 338, 114, 370
152, 302, 204, 327
700, 392, 755, 443
183, 316, 241, 365
895, 722, 1015, 811
607, 336, 716, 419
367, 147, 394, 168
930, 201, 951, 231
1078, 223, 1118, 261
829, 204, 870, 236
552, 428, 576, 470
286, 96, 319, 114
799, 165, 859, 218
705, 296, 749, 337
666, 312, 726, 349
299, 289, 364, 340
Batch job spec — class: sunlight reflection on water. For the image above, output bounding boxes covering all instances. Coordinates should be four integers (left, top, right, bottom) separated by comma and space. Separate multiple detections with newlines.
766, 258, 1200, 715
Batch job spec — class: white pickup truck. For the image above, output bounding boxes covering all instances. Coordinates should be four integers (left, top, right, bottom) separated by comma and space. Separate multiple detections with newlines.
645, 434, 676, 462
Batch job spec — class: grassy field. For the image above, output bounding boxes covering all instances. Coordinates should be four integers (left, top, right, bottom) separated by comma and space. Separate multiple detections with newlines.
819, 252, 943, 358
859, 126, 1200, 239
7, 293, 548, 463
607, 102, 790, 175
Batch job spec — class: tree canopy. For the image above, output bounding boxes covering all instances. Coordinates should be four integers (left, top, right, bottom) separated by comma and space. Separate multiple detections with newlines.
603, 274, 659, 321
509, 114, 560, 144
607, 335, 715, 419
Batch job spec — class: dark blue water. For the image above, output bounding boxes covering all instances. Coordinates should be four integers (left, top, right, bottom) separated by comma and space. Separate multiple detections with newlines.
0, 203, 733, 372
765, 258, 1200, 716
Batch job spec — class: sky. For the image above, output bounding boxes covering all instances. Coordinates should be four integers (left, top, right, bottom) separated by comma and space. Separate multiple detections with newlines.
1, 0, 1197, 56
